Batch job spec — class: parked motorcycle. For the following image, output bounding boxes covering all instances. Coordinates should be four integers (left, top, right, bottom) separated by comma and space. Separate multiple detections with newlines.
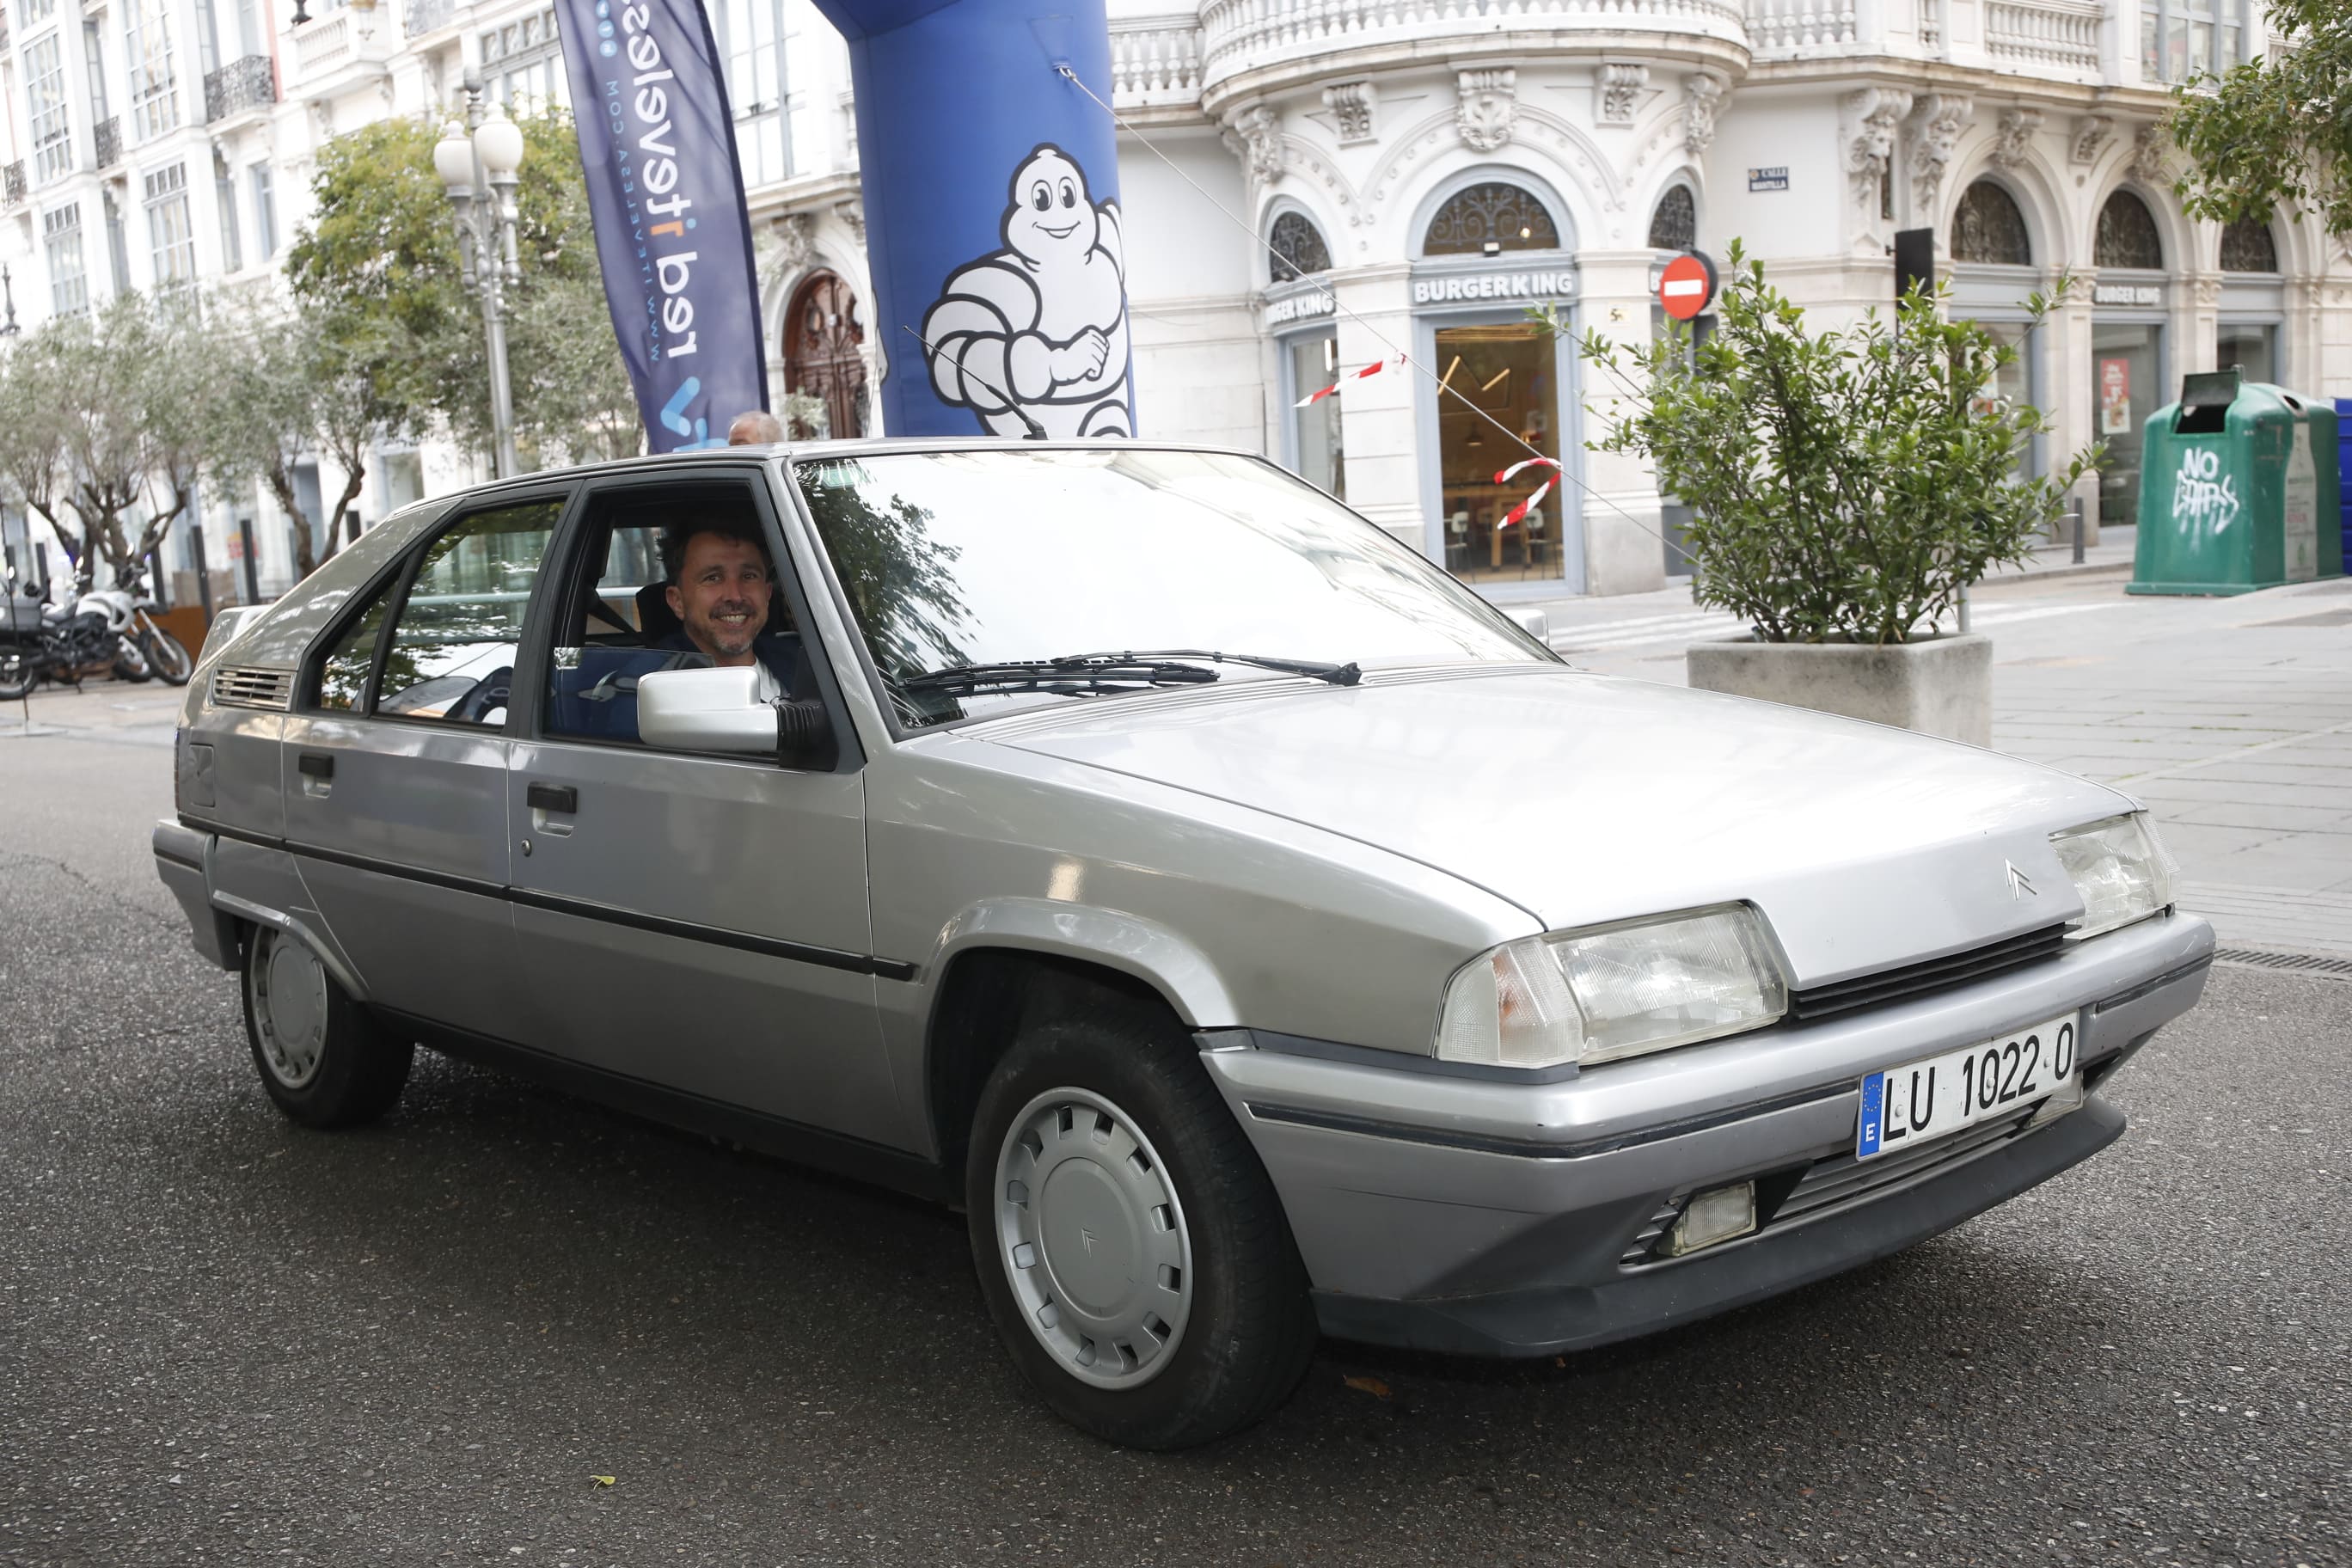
0, 568, 193, 701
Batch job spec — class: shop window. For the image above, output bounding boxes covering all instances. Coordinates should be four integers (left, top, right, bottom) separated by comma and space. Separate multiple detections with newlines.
2215, 324, 2275, 384
2219, 217, 2277, 273
1435, 322, 1562, 585
1951, 181, 2032, 266
1285, 334, 1344, 500
1647, 185, 1695, 253
2092, 323, 2162, 530
1423, 182, 1559, 257
2096, 191, 2165, 271
1268, 212, 1332, 281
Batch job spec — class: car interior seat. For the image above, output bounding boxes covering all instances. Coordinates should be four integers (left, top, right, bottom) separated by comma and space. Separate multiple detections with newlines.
635, 581, 683, 645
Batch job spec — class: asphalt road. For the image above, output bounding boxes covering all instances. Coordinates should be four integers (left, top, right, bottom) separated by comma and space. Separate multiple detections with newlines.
1, 695, 2346, 1568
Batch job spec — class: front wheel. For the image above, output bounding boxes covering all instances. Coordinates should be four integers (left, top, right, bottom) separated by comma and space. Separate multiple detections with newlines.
965, 1007, 1318, 1449
142, 625, 193, 685
241, 927, 413, 1128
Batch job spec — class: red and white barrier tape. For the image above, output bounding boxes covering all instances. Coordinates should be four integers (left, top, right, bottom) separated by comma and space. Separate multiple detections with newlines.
1295, 354, 1406, 407
1493, 456, 1560, 527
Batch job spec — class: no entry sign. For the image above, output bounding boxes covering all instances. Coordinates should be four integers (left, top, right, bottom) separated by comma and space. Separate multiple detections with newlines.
1658, 252, 1718, 321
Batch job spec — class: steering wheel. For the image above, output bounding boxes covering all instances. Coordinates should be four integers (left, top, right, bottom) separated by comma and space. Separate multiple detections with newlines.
445, 665, 514, 725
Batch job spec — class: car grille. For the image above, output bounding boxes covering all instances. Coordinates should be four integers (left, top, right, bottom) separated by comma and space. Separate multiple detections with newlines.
210, 665, 296, 711
1620, 1104, 2043, 1267
1785, 923, 2070, 1021
1770, 1105, 2037, 1227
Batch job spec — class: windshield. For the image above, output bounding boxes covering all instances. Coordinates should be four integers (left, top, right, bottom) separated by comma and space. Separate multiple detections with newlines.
792, 448, 1545, 729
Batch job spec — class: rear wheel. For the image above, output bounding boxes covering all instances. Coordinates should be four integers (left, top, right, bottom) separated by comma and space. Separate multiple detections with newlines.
241, 928, 412, 1128
0, 645, 32, 701
143, 626, 193, 685
965, 1005, 1318, 1449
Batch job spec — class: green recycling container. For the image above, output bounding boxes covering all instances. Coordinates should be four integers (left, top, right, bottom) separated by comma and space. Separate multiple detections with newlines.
2129, 371, 2344, 595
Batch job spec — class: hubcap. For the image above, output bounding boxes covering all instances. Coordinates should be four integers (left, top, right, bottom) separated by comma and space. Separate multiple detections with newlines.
994, 1087, 1193, 1390
251, 932, 328, 1089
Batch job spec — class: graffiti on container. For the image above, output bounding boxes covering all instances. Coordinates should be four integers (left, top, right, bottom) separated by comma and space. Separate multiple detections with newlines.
2171, 447, 2239, 534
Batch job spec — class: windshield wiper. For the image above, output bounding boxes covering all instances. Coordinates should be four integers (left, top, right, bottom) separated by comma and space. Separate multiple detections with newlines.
901, 649, 1363, 697
901, 657, 1223, 697
1045, 649, 1363, 686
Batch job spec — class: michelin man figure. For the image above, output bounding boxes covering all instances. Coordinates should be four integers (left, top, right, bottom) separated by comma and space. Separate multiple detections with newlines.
921, 144, 1132, 438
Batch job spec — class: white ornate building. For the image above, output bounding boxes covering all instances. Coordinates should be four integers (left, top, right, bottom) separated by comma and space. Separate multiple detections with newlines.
2, 0, 2345, 599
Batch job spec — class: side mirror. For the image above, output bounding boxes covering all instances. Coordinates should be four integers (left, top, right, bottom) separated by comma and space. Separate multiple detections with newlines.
638, 665, 784, 755
1508, 607, 1551, 644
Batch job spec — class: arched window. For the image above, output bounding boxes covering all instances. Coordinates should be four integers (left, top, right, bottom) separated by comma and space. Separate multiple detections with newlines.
1268, 211, 1332, 281
1648, 185, 1696, 252
1422, 181, 1560, 256
2219, 217, 2278, 273
2096, 191, 2165, 270
1951, 181, 2032, 265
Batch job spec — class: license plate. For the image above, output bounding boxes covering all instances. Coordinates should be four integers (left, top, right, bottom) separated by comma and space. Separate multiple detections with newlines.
1856, 1014, 2082, 1160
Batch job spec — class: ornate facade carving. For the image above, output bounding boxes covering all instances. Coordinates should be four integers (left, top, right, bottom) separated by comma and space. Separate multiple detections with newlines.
1321, 81, 1377, 145
2127, 123, 2171, 188
1222, 105, 1284, 185
1683, 73, 1726, 156
1907, 93, 1974, 213
1841, 87, 1913, 217
772, 212, 816, 273
834, 200, 866, 248
1455, 68, 1517, 153
1990, 106, 2042, 168
2070, 113, 2113, 166
1598, 63, 1649, 126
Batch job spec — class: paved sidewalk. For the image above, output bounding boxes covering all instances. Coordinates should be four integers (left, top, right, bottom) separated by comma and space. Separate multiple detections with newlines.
1551, 564, 2352, 957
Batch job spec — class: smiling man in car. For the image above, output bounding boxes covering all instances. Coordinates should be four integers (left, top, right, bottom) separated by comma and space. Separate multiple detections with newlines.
658, 518, 798, 700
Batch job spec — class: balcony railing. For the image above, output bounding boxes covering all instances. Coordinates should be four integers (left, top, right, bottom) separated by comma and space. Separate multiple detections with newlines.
94, 116, 122, 169
205, 55, 278, 120
1198, 0, 1748, 91
406, 0, 462, 37
2, 162, 24, 207
1984, 0, 2103, 70
1112, 15, 1205, 109
1745, 0, 1859, 53
0, 3, 11, 55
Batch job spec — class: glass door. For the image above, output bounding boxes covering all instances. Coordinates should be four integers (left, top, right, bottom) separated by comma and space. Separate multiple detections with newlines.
2092, 322, 2164, 530
1434, 321, 1563, 585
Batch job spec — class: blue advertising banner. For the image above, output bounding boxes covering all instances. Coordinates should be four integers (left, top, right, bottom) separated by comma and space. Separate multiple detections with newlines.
810, 0, 1133, 438
552, 0, 768, 450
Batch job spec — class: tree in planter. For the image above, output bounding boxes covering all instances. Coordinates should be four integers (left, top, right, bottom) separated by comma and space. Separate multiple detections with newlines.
1553, 245, 2095, 645
2165, 0, 2352, 234
205, 297, 412, 579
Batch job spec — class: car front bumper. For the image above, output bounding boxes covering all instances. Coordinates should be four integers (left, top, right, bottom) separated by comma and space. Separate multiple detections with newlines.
1200, 911, 2214, 1358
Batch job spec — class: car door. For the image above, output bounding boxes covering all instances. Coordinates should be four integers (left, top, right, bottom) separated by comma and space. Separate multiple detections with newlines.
499, 469, 900, 1148
281, 491, 572, 1044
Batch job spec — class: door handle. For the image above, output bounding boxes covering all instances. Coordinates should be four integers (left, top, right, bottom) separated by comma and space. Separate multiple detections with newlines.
527, 781, 579, 837
297, 751, 334, 798
527, 782, 578, 813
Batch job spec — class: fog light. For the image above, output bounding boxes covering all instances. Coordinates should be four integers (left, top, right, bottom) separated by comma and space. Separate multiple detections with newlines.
1666, 1181, 1757, 1257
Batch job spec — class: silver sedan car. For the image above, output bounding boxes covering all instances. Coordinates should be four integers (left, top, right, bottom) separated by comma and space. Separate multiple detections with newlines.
155, 442, 2213, 1448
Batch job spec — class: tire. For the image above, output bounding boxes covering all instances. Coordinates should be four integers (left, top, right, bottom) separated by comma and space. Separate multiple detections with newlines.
112, 650, 153, 683
143, 627, 193, 686
240, 927, 413, 1129
0, 646, 32, 701
965, 1002, 1318, 1449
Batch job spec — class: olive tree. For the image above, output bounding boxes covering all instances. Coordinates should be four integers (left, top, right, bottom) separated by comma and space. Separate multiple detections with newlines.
1552, 243, 2096, 645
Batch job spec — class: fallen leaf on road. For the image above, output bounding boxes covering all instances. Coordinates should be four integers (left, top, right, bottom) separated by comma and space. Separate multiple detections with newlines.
591, 1475, 616, 1487
1343, 1375, 1392, 1400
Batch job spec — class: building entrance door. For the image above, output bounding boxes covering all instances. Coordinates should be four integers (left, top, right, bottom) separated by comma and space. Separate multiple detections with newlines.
2093, 322, 2165, 530
784, 269, 869, 439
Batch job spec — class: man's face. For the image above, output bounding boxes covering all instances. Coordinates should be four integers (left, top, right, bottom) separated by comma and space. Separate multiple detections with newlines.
666, 532, 773, 665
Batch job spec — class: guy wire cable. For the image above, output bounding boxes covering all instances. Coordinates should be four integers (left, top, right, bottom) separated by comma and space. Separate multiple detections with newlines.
1052, 60, 1698, 569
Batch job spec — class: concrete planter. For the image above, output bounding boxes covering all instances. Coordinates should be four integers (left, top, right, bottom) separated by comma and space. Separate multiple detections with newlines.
1686, 633, 1993, 746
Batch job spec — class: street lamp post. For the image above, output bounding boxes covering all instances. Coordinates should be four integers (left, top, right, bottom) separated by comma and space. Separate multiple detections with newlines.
435, 79, 526, 480
0, 263, 21, 338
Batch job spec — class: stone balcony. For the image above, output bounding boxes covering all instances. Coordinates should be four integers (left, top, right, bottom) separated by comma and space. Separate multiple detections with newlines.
1115, 0, 2177, 115
288, 7, 395, 96
404, 0, 462, 40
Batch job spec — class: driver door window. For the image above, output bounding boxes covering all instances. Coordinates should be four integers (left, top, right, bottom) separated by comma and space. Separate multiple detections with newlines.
370, 501, 561, 726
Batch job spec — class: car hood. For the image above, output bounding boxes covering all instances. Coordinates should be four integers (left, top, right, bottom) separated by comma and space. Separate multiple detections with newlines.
972, 665, 2134, 987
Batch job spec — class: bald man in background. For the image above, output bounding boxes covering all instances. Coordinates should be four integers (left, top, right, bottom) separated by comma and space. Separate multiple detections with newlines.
727, 409, 785, 445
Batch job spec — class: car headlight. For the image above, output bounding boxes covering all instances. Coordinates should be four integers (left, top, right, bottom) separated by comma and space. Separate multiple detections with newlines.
1435, 904, 1787, 1070
2051, 812, 2174, 940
